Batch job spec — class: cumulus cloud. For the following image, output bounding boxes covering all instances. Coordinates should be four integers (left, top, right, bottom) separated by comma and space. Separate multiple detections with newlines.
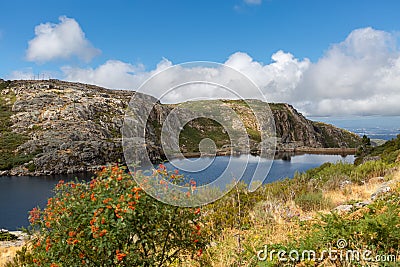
297, 27, 400, 116
62, 58, 172, 90
26, 16, 100, 63
225, 51, 310, 102
61, 52, 308, 104
59, 27, 400, 116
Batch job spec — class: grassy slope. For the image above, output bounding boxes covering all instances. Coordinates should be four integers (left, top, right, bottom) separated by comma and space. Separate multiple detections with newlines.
188, 135, 400, 266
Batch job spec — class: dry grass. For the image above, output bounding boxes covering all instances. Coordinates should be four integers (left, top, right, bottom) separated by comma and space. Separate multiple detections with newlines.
0, 246, 23, 267
324, 179, 383, 207
193, 173, 400, 266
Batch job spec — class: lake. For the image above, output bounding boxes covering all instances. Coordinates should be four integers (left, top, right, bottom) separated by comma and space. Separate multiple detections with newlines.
0, 153, 354, 230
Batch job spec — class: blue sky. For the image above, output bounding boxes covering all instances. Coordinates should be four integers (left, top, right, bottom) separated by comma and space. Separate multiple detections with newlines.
1, 0, 400, 116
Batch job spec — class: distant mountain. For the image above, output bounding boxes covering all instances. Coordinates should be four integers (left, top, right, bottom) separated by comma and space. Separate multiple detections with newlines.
0, 79, 361, 176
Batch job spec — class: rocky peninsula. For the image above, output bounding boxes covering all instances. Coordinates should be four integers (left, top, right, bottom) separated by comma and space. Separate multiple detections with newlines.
0, 79, 361, 176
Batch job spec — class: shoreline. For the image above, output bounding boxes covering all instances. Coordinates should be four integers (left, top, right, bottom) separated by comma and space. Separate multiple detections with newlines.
171, 147, 357, 159
0, 148, 356, 177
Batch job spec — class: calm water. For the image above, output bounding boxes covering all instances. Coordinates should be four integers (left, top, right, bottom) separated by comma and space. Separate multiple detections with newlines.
162, 154, 354, 186
0, 173, 92, 231
0, 154, 354, 230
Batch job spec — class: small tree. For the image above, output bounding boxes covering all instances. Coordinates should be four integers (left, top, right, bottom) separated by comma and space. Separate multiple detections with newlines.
25, 164, 207, 266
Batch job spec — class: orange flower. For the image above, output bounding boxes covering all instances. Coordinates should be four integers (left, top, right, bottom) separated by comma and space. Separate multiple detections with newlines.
112, 165, 119, 172
90, 193, 96, 201
116, 250, 127, 261
197, 248, 203, 257
101, 217, 106, 224
90, 179, 97, 189
135, 192, 140, 200
50, 263, 58, 267
91, 225, 99, 234
29, 207, 40, 224
99, 229, 107, 237
79, 252, 85, 259
45, 221, 51, 228
131, 187, 142, 193
103, 198, 112, 204
67, 238, 79, 245
194, 208, 201, 215
68, 231, 76, 237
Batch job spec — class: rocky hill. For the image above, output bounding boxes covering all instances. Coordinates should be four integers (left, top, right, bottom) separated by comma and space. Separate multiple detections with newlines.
0, 79, 361, 176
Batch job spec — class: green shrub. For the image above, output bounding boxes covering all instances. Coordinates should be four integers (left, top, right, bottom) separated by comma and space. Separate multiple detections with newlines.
265, 183, 400, 266
5, 246, 34, 267
0, 231, 18, 241
23, 165, 208, 266
294, 190, 333, 212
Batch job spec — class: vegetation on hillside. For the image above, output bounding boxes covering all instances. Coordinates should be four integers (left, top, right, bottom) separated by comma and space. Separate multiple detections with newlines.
6, 165, 208, 267
179, 118, 229, 152
0, 81, 40, 171
356, 134, 400, 164
6, 135, 400, 266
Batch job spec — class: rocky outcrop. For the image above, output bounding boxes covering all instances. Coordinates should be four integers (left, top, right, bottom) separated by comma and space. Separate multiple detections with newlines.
271, 103, 360, 151
0, 79, 361, 176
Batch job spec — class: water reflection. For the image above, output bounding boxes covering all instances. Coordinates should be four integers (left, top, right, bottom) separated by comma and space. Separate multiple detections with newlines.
0, 154, 354, 230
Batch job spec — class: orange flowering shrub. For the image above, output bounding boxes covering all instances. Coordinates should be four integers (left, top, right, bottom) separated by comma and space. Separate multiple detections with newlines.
27, 165, 207, 266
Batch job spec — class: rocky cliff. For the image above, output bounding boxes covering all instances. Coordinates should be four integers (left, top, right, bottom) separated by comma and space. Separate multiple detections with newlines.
0, 79, 361, 176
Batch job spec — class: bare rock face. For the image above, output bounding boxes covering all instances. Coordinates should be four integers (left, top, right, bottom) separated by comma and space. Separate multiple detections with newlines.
271, 103, 360, 150
0, 79, 361, 176
3, 80, 136, 175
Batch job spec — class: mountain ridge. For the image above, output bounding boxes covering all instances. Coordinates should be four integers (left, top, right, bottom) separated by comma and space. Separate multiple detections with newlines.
0, 79, 361, 176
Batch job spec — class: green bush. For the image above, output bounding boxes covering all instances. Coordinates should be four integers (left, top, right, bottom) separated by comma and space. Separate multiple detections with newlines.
265, 183, 400, 266
294, 190, 332, 212
23, 165, 208, 266
0, 231, 18, 241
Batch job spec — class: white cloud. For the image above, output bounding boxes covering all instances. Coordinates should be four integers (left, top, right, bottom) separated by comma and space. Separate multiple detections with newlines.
297, 27, 400, 116
26, 16, 100, 63
225, 51, 310, 102
58, 27, 400, 116
6, 69, 34, 80
62, 59, 172, 90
